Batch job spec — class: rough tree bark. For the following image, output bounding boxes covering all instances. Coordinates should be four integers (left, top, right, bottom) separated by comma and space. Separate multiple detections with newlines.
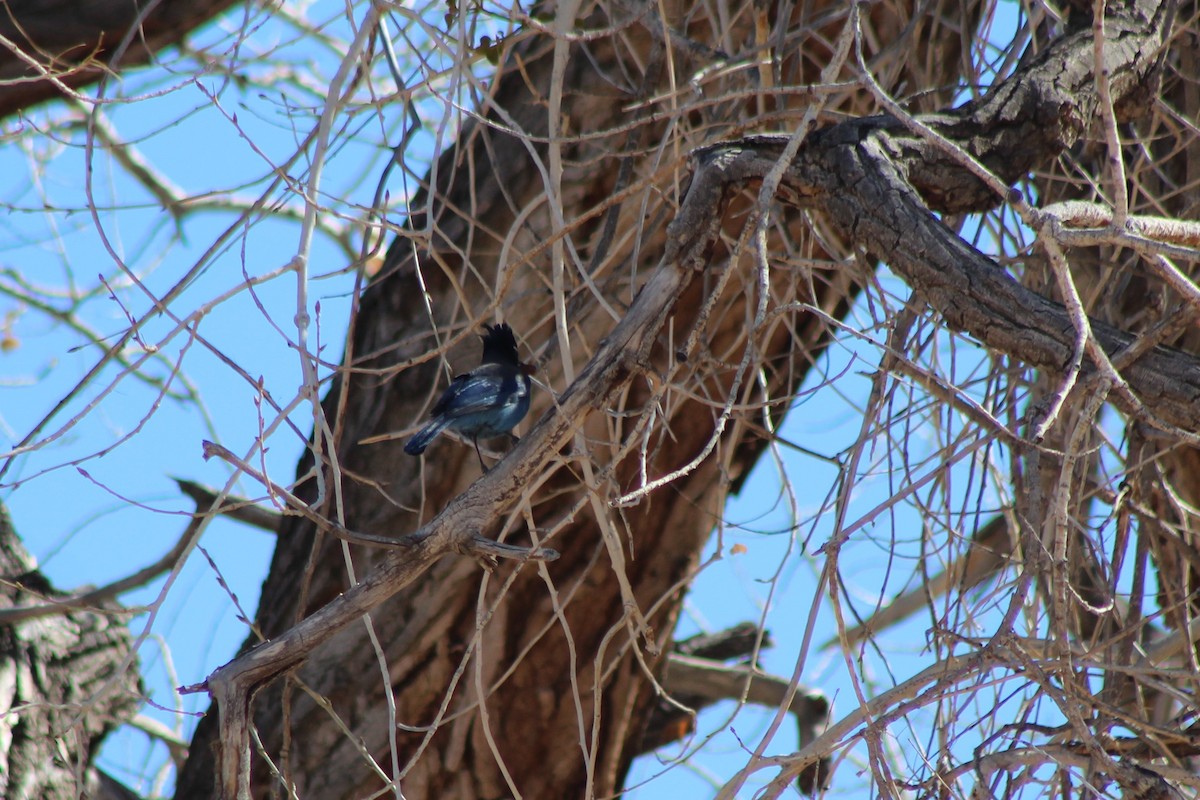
0, 505, 141, 800
1029, 0, 1200, 747
835, 1, 1200, 693
173, 2, 982, 798
178, 0, 1199, 797
0, 0, 240, 118
4, 0, 1195, 797
1026, 0, 1200, 629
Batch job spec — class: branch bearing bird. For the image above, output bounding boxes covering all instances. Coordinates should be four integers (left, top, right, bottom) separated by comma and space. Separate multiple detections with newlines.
404, 323, 533, 469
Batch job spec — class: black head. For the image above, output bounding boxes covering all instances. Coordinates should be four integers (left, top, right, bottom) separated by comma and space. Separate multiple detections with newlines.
480, 322, 520, 365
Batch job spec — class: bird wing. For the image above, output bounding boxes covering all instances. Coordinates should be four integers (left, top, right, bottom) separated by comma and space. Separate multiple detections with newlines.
429, 364, 520, 418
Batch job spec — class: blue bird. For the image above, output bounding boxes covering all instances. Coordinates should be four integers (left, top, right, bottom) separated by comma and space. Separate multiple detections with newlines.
404, 323, 533, 470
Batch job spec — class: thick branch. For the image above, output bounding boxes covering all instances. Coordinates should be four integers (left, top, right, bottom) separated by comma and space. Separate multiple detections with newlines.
813, 133, 1200, 432
678, 131, 1200, 432
184, 185, 726, 797
896, 0, 1171, 211
0, 0, 240, 117
682, 1, 1200, 433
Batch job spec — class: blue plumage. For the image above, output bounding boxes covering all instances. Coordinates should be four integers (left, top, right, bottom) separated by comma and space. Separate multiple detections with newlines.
404, 323, 532, 469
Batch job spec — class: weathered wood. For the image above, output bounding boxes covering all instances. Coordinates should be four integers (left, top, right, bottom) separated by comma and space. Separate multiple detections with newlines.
0, 505, 142, 800
170, 2, 987, 797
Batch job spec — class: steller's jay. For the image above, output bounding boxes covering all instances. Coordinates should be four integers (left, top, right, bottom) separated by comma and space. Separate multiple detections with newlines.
404, 323, 534, 470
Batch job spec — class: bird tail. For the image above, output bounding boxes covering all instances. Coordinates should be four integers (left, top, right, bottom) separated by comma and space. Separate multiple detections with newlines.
404, 418, 449, 455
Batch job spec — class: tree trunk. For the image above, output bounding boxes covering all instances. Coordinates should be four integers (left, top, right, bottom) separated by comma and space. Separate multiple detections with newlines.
0, 504, 142, 800
175, 1, 980, 798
